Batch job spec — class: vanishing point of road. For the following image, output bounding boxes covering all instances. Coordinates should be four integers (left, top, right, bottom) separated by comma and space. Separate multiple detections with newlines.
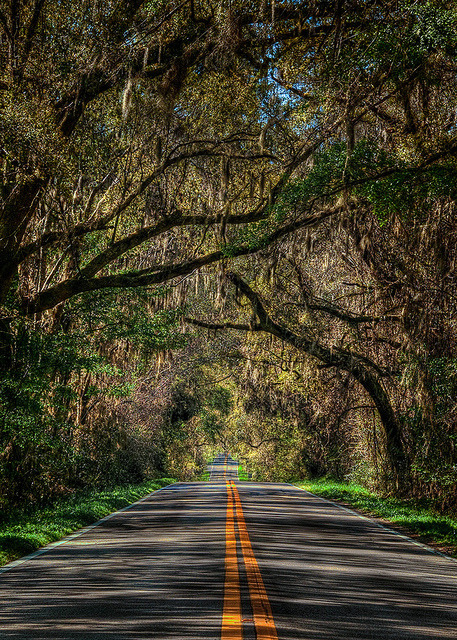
0, 454, 456, 639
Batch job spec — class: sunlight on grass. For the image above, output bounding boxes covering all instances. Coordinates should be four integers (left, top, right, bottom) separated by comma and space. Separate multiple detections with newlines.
238, 465, 250, 481
297, 478, 457, 557
0, 478, 176, 567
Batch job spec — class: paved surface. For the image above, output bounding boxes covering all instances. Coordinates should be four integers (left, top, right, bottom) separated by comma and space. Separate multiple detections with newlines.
209, 452, 239, 480
0, 458, 456, 639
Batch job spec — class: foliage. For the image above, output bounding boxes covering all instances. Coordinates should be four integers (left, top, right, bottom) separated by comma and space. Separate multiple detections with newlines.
281, 140, 457, 225
0, 291, 185, 509
237, 464, 250, 481
72, 289, 187, 355
1, 0, 457, 512
161, 370, 234, 479
0, 324, 109, 506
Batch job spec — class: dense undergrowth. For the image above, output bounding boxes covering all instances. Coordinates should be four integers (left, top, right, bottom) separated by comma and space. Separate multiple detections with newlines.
297, 478, 457, 558
0, 478, 175, 567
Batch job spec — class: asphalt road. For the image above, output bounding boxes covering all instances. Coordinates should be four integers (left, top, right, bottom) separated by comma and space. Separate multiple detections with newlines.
209, 452, 240, 480
0, 456, 456, 639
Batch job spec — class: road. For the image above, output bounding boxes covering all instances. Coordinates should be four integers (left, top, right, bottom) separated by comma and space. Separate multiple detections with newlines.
209, 452, 240, 480
0, 455, 456, 639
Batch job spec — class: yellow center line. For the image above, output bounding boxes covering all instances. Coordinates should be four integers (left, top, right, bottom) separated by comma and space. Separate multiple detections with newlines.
222, 481, 242, 639
221, 479, 278, 640
230, 480, 278, 640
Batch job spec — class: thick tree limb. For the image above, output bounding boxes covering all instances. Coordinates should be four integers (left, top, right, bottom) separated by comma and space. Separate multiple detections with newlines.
186, 317, 262, 332
21, 0, 47, 74
17, 201, 269, 275
20, 206, 341, 315
202, 272, 407, 480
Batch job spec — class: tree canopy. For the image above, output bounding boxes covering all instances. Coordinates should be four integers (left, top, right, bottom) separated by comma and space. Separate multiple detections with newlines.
1, 0, 457, 509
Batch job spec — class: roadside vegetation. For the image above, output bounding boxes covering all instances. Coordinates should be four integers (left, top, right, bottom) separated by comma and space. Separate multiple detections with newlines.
297, 479, 457, 559
0, 478, 175, 567
238, 465, 250, 481
196, 460, 212, 481
1, 1, 457, 521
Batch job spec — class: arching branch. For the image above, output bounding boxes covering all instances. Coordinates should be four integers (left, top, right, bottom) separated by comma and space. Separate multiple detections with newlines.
185, 318, 262, 332
20, 205, 341, 315
190, 272, 407, 483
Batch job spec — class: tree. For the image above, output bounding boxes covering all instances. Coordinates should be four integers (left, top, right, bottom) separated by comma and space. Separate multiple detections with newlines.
1, 0, 457, 503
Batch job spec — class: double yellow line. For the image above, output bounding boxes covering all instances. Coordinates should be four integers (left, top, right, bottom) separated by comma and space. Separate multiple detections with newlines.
221, 480, 278, 640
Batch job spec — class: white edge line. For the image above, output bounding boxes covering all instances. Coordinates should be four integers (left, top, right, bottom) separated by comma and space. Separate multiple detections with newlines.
293, 485, 457, 565
0, 483, 176, 575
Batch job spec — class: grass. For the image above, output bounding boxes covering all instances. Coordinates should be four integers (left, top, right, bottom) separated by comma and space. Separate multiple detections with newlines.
296, 478, 457, 558
238, 464, 250, 481
0, 478, 176, 567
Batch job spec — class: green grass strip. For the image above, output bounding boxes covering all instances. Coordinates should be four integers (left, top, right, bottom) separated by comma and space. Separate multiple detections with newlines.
238, 464, 250, 481
0, 478, 176, 567
296, 478, 457, 558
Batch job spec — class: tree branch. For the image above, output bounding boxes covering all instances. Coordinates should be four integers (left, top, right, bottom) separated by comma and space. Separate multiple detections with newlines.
216, 272, 406, 476
185, 317, 262, 332
16, 144, 275, 265
306, 300, 401, 325
20, 206, 342, 314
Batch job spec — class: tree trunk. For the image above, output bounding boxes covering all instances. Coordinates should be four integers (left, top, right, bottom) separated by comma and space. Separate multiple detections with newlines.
0, 177, 44, 304
347, 366, 408, 490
